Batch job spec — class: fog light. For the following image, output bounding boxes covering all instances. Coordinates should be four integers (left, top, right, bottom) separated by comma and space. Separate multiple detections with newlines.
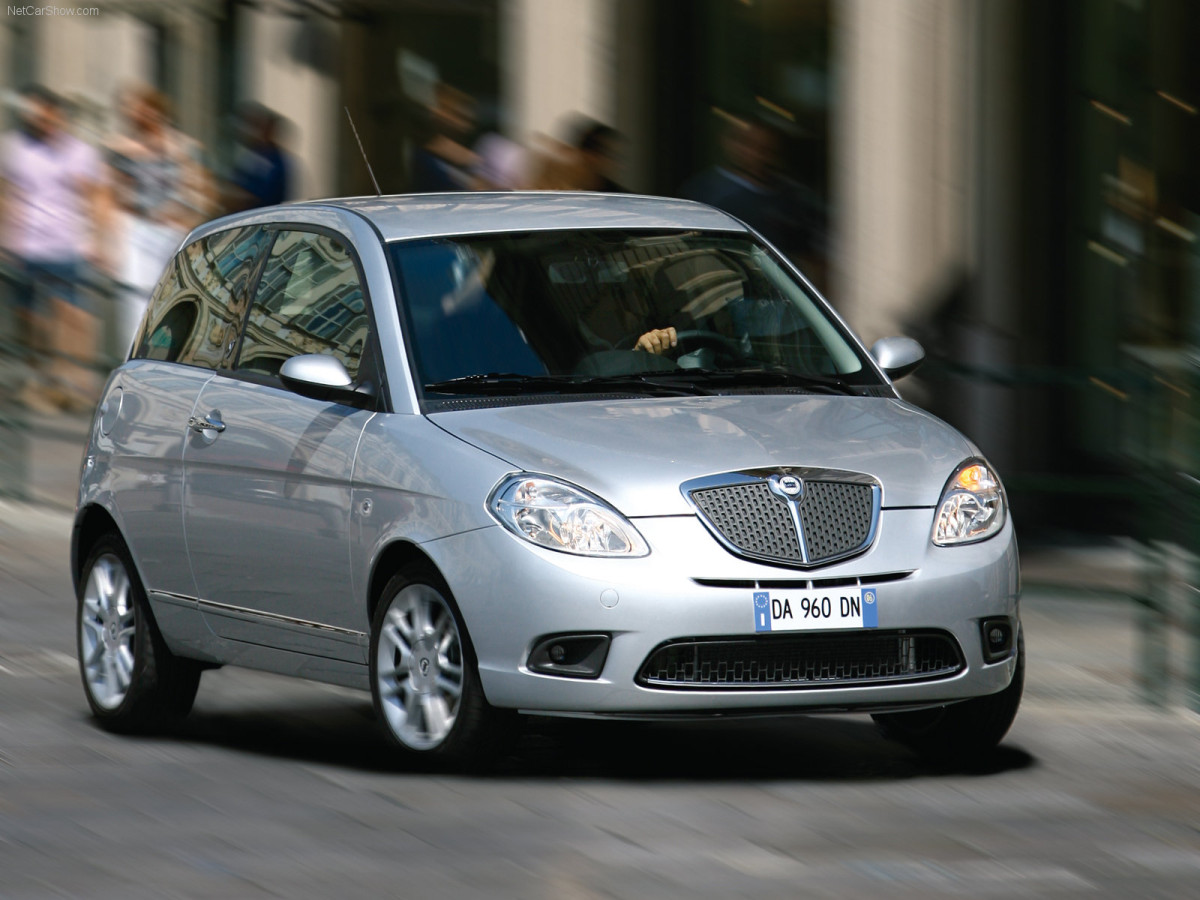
980, 618, 1014, 663
528, 634, 610, 679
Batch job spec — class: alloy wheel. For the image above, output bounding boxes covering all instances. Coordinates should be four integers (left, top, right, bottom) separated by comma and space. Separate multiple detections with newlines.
79, 553, 137, 710
375, 583, 465, 750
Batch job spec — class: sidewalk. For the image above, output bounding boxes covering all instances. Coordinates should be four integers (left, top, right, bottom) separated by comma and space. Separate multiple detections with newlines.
0, 405, 90, 511
1021, 536, 1198, 711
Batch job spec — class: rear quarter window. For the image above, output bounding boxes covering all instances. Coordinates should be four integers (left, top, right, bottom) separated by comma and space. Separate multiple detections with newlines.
131, 225, 271, 368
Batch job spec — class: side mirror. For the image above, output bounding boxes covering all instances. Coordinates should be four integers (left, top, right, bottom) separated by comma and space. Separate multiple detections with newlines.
870, 336, 925, 380
279, 354, 372, 405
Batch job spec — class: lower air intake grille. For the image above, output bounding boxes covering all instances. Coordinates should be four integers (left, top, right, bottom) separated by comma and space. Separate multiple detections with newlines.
637, 631, 963, 690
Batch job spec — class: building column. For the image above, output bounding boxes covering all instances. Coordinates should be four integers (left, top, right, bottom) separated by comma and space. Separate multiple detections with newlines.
34, 7, 92, 97
238, 5, 340, 200
501, 0, 617, 144
831, 0, 972, 345
169, 3, 218, 150
32, 9, 154, 134
833, 0, 1022, 470
0, 19, 11, 98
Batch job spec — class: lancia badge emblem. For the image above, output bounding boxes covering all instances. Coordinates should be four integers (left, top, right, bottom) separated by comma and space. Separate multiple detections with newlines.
772, 473, 804, 498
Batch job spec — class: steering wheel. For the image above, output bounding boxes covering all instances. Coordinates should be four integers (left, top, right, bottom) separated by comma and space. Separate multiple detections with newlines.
615, 328, 747, 365
666, 329, 747, 363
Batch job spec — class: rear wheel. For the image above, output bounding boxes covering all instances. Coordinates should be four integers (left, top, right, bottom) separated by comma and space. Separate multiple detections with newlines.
873, 632, 1024, 761
370, 566, 510, 767
77, 535, 202, 731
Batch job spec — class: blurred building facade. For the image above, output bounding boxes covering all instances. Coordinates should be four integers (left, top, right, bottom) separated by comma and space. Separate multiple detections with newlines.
4, 0, 1196, 534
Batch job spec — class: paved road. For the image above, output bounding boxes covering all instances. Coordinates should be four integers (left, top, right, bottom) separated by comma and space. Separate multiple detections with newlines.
2, 503, 1199, 899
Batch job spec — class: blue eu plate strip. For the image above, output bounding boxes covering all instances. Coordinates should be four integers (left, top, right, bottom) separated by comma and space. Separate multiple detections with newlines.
753, 591, 771, 632
862, 588, 878, 628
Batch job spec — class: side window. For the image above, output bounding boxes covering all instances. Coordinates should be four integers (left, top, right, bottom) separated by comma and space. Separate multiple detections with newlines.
237, 230, 369, 380
132, 225, 270, 367
131, 259, 191, 362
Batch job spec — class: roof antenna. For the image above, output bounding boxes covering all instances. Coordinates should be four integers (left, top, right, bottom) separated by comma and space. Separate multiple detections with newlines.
345, 106, 382, 197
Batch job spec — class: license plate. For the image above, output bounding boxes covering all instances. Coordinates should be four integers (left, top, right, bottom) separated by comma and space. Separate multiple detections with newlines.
752, 587, 878, 632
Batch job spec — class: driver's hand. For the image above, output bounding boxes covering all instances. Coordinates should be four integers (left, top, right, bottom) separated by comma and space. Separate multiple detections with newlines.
635, 326, 677, 355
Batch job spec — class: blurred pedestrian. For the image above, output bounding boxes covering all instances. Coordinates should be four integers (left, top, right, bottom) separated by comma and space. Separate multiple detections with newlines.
527, 116, 626, 193
0, 85, 108, 412
409, 83, 478, 193
681, 116, 807, 260
469, 132, 527, 191
107, 85, 214, 354
526, 132, 579, 191
225, 102, 292, 212
574, 119, 625, 193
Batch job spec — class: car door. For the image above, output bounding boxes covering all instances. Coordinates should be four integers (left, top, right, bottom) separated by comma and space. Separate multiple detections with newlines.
183, 227, 378, 663
114, 225, 268, 635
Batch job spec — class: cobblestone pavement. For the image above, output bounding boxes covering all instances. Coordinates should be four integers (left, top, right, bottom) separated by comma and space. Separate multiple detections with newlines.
2, 501, 1199, 899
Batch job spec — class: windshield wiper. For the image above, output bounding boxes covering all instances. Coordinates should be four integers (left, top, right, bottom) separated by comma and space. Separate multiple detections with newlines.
424, 373, 711, 397
652, 367, 856, 395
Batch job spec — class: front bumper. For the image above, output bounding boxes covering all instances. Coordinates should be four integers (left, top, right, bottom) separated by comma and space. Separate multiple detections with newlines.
422, 508, 1020, 716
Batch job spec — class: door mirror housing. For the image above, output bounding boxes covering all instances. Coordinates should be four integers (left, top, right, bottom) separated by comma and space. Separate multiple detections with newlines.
279, 354, 373, 405
870, 336, 925, 380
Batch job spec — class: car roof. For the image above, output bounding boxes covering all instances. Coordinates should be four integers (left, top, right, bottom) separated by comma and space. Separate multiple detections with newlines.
298, 191, 749, 241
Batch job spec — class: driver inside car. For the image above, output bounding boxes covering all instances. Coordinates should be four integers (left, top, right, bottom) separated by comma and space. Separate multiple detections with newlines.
633, 325, 677, 354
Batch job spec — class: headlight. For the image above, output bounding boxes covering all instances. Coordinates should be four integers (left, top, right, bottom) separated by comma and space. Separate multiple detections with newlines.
932, 460, 1007, 546
489, 474, 649, 557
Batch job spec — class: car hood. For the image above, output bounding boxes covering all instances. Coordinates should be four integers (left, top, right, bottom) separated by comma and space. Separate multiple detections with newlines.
428, 395, 977, 516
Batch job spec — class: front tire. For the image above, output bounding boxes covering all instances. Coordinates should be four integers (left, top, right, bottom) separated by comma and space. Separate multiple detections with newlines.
76, 534, 202, 732
873, 632, 1024, 762
369, 566, 508, 767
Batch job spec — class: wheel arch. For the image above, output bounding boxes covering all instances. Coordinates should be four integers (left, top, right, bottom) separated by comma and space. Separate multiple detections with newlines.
71, 504, 123, 593
366, 540, 440, 624
366, 538, 506, 716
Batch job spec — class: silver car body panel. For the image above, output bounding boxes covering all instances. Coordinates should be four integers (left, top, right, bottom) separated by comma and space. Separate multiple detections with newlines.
78, 361, 211, 600
77, 363, 214, 658
74, 192, 1021, 720
183, 374, 373, 661
308, 192, 748, 242
421, 507, 1019, 714
428, 395, 975, 514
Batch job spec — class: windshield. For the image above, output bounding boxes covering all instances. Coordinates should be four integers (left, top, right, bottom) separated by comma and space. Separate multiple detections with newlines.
389, 230, 881, 404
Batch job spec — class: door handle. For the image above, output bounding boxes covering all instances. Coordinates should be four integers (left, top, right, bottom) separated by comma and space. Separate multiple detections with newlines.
188, 414, 226, 434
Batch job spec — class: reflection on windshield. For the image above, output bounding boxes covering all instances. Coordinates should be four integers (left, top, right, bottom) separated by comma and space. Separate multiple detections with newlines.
390, 230, 872, 397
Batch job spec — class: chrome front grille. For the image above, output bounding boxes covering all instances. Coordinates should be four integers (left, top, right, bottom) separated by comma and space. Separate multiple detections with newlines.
798, 481, 875, 562
637, 631, 963, 690
685, 469, 880, 568
690, 482, 802, 562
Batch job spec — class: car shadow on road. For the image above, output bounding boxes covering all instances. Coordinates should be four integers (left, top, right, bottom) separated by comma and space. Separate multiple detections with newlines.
505, 716, 1035, 781
161, 695, 1035, 782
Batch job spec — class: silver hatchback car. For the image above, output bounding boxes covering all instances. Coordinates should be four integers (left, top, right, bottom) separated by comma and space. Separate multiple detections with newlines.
73, 193, 1021, 765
